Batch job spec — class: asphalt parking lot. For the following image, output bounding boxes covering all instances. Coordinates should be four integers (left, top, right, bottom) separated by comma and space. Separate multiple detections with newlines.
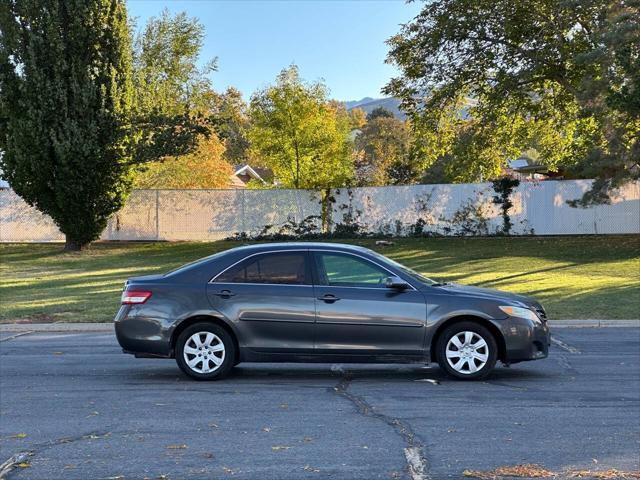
0, 327, 638, 480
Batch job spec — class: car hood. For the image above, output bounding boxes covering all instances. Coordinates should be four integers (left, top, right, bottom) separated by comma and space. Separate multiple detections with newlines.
432, 283, 538, 307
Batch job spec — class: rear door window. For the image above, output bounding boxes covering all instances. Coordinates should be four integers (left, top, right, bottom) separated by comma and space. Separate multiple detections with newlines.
215, 252, 309, 285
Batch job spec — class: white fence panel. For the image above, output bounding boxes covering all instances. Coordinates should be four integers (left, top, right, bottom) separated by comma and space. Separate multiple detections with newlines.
0, 192, 64, 242
1, 180, 638, 242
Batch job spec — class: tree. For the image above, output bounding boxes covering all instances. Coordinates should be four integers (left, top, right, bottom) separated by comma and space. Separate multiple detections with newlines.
210, 87, 252, 164
367, 106, 395, 121
131, 8, 215, 165
348, 108, 367, 130
134, 134, 233, 189
386, 0, 639, 202
354, 116, 417, 185
0, 0, 135, 250
248, 65, 353, 190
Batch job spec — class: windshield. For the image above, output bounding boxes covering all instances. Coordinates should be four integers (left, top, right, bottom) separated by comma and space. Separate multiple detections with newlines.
367, 250, 437, 285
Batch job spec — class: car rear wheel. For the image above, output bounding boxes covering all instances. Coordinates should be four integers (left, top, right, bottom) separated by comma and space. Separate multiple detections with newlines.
175, 322, 235, 380
437, 322, 497, 380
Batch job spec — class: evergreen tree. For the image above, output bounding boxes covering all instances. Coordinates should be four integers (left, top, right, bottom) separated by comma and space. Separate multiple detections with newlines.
0, 0, 134, 250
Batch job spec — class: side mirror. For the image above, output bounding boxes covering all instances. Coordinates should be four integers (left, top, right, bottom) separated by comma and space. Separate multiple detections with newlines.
385, 276, 410, 290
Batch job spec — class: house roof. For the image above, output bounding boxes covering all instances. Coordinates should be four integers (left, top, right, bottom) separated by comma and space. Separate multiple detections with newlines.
507, 157, 548, 173
233, 165, 267, 183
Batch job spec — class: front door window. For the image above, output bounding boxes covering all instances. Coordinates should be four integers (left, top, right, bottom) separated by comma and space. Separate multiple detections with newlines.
314, 252, 389, 288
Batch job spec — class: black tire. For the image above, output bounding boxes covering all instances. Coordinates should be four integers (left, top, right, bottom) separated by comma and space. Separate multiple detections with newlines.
175, 322, 236, 381
436, 321, 498, 380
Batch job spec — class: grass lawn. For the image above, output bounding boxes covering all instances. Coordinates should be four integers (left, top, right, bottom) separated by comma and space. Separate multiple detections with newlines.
1, 236, 638, 322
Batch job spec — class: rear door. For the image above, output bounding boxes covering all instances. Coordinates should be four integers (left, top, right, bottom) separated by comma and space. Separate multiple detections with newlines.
311, 251, 427, 355
207, 250, 315, 353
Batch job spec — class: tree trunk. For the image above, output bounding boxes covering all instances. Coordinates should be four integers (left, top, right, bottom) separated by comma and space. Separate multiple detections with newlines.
64, 238, 89, 251
320, 188, 332, 234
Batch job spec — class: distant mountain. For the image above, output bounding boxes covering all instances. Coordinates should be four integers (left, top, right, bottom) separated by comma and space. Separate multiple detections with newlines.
344, 97, 406, 120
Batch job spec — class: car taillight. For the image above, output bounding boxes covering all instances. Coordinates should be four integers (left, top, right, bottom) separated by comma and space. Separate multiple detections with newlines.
121, 290, 152, 304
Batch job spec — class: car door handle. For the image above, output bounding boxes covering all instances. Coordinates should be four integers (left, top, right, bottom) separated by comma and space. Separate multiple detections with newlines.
318, 294, 340, 303
213, 290, 235, 298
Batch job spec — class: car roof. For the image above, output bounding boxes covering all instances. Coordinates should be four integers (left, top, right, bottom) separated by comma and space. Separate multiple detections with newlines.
225, 242, 372, 255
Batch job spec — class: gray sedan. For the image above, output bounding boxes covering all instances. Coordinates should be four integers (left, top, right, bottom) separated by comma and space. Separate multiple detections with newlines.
114, 242, 550, 380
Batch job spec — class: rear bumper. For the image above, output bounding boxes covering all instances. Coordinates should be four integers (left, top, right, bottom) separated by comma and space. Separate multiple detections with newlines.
114, 306, 173, 357
500, 316, 551, 364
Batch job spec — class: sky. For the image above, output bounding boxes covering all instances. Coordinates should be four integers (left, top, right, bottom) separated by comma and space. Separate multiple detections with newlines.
127, 0, 422, 102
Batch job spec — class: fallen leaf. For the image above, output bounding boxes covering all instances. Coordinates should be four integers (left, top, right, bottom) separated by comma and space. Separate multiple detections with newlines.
463, 464, 555, 479
568, 469, 640, 479
166, 444, 188, 450
271, 445, 291, 451
414, 378, 440, 385
17, 462, 30, 468
11, 433, 27, 439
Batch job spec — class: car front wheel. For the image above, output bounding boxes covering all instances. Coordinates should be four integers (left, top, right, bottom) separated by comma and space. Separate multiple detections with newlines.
437, 321, 498, 380
175, 322, 235, 380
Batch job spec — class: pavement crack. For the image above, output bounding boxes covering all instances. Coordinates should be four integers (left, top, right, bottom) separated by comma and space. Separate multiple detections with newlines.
0, 451, 33, 479
42, 431, 112, 448
332, 372, 430, 480
0, 332, 34, 343
550, 335, 581, 354
0, 431, 112, 479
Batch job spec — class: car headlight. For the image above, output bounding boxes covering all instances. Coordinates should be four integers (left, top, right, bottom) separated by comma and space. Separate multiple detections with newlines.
499, 305, 540, 322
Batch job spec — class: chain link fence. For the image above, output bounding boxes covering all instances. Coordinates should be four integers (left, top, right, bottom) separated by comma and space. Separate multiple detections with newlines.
1, 180, 638, 242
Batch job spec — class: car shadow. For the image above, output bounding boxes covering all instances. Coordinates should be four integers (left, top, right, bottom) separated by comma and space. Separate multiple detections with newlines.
123, 362, 552, 385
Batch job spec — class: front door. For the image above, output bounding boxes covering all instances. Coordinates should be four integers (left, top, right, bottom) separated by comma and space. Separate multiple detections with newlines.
311, 251, 427, 355
207, 250, 315, 353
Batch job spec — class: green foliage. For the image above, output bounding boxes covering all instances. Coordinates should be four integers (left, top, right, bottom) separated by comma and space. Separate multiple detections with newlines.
248, 65, 354, 190
131, 8, 214, 164
386, 0, 640, 200
354, 116, 418, 185
209, 87, 252, 164
0, 0, 135, 250
366, 107, 395, 121
491, 177, 521, 235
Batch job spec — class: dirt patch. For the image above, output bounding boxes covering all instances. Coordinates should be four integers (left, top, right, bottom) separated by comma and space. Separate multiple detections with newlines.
463, 464, 640, 479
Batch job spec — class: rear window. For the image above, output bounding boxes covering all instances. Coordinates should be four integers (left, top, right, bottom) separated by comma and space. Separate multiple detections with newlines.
215, 252, 308, 285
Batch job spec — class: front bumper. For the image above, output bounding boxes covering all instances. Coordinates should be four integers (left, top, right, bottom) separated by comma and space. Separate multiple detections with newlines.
499, 316, 551, 364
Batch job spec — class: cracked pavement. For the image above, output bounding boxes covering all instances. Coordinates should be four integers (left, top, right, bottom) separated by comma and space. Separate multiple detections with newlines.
0, 328, 639, 479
